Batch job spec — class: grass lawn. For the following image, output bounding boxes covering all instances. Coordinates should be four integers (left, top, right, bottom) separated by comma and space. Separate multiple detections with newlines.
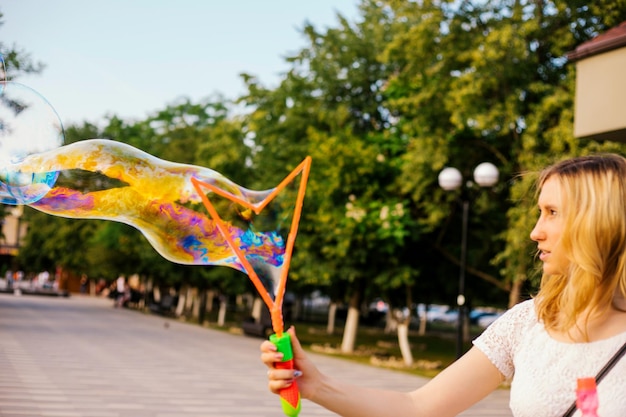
149, 304, 483, 380
289, 322, 475, 378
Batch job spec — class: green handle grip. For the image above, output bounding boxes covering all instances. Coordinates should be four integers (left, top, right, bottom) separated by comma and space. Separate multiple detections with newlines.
270, 333, 301, 417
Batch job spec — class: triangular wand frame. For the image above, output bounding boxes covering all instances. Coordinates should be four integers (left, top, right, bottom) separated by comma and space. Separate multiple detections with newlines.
190, 156, 311, 336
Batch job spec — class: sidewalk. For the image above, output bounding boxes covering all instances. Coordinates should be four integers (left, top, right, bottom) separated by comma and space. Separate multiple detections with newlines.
0, 293, 512, 417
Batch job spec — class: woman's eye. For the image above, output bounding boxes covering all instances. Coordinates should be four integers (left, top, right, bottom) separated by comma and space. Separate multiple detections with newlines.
537, 208, 557, 217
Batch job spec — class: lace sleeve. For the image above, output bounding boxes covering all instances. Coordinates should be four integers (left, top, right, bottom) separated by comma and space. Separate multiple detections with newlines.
472, 299, 535, 379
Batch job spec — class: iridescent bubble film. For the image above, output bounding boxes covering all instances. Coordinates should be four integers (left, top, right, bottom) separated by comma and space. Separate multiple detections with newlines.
13, 139, 302, 299
0, 81, 64, 204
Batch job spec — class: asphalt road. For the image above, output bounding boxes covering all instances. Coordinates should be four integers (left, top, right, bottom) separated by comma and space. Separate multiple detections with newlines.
0, 293, 512, 417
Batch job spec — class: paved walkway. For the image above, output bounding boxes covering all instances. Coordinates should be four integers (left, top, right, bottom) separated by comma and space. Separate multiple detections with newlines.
0, 293, 512, 417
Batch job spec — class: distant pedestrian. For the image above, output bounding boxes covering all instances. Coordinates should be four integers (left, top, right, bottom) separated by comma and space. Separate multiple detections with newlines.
115, 276, 127, 308
79, 274, 88, 294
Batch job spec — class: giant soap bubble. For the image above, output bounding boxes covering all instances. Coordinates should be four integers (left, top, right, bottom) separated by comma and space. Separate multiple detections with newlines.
19, 139, 309, 300
0, 55, 311, 341
0, 75, 64, 204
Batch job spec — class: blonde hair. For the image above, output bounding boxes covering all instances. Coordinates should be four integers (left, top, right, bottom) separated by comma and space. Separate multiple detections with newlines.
534, 154, 626, 337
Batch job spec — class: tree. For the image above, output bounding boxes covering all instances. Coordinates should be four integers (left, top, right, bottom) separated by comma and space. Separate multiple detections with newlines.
240, 1, 425, 356
8, 2, 626, 365
382, 0, 626, 312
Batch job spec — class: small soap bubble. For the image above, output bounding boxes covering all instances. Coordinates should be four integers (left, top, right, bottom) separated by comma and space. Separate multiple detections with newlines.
0, 70, 64, 204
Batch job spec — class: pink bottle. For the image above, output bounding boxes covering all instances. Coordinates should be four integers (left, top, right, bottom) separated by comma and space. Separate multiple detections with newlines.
576, 377, 599, 417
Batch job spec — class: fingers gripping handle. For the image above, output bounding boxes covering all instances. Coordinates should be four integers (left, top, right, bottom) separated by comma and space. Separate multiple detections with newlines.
270, 333, 301, 417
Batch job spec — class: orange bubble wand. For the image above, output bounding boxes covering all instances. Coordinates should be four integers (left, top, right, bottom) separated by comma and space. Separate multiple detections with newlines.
191, 156, 311, 417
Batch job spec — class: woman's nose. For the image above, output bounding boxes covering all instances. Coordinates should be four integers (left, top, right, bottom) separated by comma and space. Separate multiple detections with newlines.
530, 221, 544, 242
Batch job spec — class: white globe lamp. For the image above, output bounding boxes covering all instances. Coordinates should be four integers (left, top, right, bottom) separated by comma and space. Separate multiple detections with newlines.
438, 167, 462, 191
473, 162, 499, 187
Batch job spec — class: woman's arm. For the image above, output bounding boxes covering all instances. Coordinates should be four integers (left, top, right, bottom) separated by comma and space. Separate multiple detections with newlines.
261, 327, 505, 417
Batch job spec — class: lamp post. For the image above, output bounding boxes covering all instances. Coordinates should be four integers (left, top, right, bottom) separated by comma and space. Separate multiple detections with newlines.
438, 162, 499, 359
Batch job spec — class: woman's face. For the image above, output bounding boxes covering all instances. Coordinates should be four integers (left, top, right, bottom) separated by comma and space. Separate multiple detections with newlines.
530, 176, 569, 275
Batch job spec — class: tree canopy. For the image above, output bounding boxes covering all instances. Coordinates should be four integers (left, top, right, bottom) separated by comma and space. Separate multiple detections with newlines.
4, 1, 626, 321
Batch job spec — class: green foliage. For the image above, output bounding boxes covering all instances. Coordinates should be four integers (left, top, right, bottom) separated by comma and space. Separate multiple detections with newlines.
8, 1, 626, 315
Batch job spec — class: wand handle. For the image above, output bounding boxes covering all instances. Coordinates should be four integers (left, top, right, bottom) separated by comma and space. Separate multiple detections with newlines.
270, 333, 301, 417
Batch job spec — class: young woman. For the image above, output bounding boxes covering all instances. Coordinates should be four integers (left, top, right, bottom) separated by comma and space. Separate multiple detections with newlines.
261, 154, 626, 417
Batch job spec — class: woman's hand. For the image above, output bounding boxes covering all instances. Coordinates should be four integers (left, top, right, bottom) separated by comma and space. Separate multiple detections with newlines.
260, 326, 320, 399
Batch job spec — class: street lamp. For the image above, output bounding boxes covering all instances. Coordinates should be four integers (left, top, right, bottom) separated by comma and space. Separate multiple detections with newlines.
438, 162, 499, 359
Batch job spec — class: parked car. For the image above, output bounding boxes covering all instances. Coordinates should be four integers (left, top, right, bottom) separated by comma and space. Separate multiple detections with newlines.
416, 304, 503, 327
369, 298, 389, 313
477, 312, 503, 328
433, 308, 459, 324
416, 304, 457, 323
469, 309, 499, 325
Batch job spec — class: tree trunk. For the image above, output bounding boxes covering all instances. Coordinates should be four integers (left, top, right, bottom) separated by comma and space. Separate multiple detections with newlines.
341, 286, 363, 353
205, 290, 215, 313
327, 302, 337, 334
508, 273, 525, 308
251, 296, 263, 322
185, 287, 195, 312
292, 297, 301, 321
217, 296, 227, 327
463, 309, 470, 343
191, 288, 200, 320
143, 277, 153, 310
341, 306, 360, 353
198, 289, 207, 325
384, 309, 397, 334
175, 289, 186, 317
397, 321, 413, 366
507, 249, 529, 308
418, 312, 427, 336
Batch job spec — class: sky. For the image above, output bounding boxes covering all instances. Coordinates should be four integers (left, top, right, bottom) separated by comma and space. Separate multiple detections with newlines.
1, 1, 360, 127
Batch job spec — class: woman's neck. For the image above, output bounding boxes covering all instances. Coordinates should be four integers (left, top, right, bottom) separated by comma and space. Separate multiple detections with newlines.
549, 301, 626, 343
613, 292, 626, 312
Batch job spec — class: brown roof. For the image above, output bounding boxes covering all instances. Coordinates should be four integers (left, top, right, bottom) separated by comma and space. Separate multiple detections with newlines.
567, 21, 626, 62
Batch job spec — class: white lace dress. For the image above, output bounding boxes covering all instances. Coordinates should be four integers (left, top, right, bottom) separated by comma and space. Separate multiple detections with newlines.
473, 299, 626, 417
